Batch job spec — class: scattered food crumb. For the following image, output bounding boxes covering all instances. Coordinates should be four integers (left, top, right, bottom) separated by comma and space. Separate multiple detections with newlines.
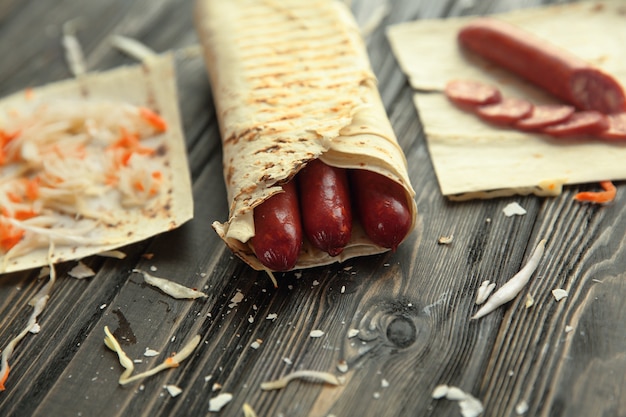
347, 329, 360, 338
212, 382, 222, 391
341, 285, 346, 293
266, 313, 278, 321
337, 360, 348, 373
515, 400, 529, 415
150, 265, 158, 272
97, 250, 127, 259
134, 269, 208, 299
310, 330, 325, 338
312, 280, 320, 286
69, 262, 95, 279
503, 202, 527, 217
283, 358, 293, 365
525, 293, 535, 308
243, 403, 258, 417
29, 323, 41, 334
373, 392, 381, 399
381, 379, 389, 388
565, 325, 574, 333
248, 315, 254, 323
475, 280, 496, 305
144, 348, 159, 357
250, 339, 262, 350
229, 290, 244, 308
99, 304, 107, 310
438, 234, 454, 245
431, 385, 484, 417
260, 370, 344, 391
552, 288, 568, 301
432, 385, 449, 399
471, 240, 546, 320
164, 384, 182, 397
208, 393, 233, 412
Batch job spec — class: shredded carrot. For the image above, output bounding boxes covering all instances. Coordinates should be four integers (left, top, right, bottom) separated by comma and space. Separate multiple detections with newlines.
14, 209, 38, 220
109, 130, 155, 166
0, 221, 24, 251
164, 357, 179, 367
574, 181, 617, 204
25, 178, 40, 201
139, 107, 168, 133
134, 180, 145, 192
6, 192, 22, 204
0, 364, 9, 391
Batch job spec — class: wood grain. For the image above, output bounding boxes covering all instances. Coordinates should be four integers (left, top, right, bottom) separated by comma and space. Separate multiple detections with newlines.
1, 0, 623, 416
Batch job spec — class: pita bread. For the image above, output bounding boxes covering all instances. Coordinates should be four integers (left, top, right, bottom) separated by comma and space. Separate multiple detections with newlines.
387, 0, 626, 200
0, 54, 193, 273
195, 0, 418, 270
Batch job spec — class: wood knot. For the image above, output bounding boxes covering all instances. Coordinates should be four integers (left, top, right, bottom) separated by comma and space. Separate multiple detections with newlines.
341, 298, 429, 365
386, 316, 417, 349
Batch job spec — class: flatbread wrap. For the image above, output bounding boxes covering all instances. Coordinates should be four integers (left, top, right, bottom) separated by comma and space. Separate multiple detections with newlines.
194, 0, 418, 271
0, 55, 193, 274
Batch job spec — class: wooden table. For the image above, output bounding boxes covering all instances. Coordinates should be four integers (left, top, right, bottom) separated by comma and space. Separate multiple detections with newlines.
1, 1, 623, 416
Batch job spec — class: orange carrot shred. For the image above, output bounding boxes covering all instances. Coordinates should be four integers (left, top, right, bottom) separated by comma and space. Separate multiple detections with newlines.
164, 357, 179, 367
14, 209, 38, 220
6, 192, 22, 204
25, 178, 40, 200
134, 180, 145, 192
0, 221, 24, 251
0, 365, 9, 391
139, 107, 168, 133
574, 181, 617, 204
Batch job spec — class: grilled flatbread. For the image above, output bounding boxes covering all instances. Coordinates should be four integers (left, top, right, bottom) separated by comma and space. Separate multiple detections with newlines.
195, 0, 418, 270
387, 0, 626, 200
0, 54, 193, 273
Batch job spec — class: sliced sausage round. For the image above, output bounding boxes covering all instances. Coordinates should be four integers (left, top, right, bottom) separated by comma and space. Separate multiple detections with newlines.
458, 18, 626, 114
475, 97, 533, 125
514, 104, 575, 131
542, 111, 609, 137
599, 113, 626, 140
445, 79, 502, 107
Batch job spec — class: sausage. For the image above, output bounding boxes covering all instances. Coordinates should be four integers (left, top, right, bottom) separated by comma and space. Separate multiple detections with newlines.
514, 104, 575, 131
458, 18, 626, 114
599, 113, 626, 140
349, 169, 412, 250
445, 79, 502, 107
541, 111, 609, 137
297, 159, 352, 256
251, 180, 303, 271
475, 97, 533, 125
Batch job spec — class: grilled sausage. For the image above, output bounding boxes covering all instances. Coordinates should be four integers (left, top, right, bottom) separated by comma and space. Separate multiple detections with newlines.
297, 159, 352, 256
251, 180, 302, 271
458, 18, 626, 114
349, 169, 412, 250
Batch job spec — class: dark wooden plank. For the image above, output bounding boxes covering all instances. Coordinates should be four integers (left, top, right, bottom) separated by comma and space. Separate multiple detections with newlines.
2, 0, 624, 416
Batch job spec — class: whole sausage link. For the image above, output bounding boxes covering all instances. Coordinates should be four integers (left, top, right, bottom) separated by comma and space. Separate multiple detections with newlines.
349, 169, 412, 250
297, 159, 352, 256
251, 180, 303, 271
458, 18, 626, 114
